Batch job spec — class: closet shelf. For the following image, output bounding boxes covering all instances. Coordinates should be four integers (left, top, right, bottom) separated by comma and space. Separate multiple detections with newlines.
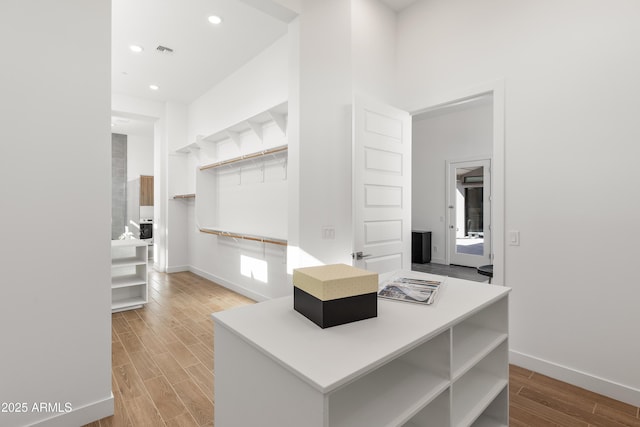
175, 140, 202, 154
201, 102, 287, 144
199, 227, 287, 247
199, 145, 288, 171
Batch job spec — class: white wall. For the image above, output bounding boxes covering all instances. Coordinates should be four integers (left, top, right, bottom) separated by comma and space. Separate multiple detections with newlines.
291, 0, 353, 271
185, 36, 290, 299
397, 0, 640, 404
126, 134, 154, 180
412, 97, 493, 264
0, 1, 113, 426
351, 0, 397, 105
187, 37, 289, 146
163, 102, 190, 271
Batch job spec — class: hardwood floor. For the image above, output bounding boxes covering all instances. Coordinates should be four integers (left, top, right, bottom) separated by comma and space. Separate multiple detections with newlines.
510, 365, 640, 427
88, 270, 639, 426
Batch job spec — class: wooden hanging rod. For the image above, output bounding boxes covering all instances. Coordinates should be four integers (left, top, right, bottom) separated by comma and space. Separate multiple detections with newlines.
173, 194, 196, 199
199, 228, 287, 247
200, 145, 288, 171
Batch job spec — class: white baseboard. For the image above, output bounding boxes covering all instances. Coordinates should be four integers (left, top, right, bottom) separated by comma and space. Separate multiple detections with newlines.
166, 265, 190, 273
429, 257, 446, 265
188, 266, 269, 302
510, 350, 640, 407
30, 394, 113, 427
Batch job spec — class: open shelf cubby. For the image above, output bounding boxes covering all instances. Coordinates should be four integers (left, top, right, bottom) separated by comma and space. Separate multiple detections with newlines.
328, 330, 450, 427
452, 297, 508, 380
110, 240, 148, 312
452, 341, 509, 427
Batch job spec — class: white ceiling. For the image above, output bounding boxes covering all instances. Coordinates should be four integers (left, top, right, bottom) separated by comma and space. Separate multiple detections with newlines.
111, 115, 155, 136
112, 0, 288, 105
111, 0, 418, 137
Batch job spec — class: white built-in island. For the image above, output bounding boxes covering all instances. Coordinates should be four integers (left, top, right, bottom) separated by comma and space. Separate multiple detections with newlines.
212, 274, 510, 427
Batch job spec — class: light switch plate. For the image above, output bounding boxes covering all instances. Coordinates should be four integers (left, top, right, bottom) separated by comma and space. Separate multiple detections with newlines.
509, 230, 520, 246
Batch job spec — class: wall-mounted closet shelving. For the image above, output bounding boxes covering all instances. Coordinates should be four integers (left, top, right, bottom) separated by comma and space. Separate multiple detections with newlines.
193, 101, 289, 248
174, 102, 287, 155
175, 140, 201, 154
201, 102, 287, 145
199, 228, 287, 247
199, 145, 287, 171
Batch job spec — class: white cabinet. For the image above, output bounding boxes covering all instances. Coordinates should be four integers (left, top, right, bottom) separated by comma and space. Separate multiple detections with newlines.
212, 275, 510, 427
111, 240, 148, 312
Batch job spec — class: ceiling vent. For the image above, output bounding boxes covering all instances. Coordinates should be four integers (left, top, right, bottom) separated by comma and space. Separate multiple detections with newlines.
156, 45, 174, 54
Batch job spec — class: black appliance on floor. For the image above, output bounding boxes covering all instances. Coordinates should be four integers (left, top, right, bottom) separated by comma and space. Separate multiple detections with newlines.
412, 231, 432, 264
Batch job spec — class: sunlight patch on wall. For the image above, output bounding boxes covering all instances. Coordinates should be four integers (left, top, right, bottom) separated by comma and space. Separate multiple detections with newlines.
286, 246, 324, 275
241, 255, 268, 283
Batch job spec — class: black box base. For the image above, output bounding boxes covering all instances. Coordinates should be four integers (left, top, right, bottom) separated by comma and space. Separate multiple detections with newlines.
293, 287, 377, 329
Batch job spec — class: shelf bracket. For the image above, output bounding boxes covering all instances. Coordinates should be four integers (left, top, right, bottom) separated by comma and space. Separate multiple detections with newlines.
268, 111, 287, 135
246, 120, 263, 142
226, 130, 241, 147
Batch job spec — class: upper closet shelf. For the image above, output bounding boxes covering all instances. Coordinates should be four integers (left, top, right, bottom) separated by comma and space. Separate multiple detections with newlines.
202, 102, 288, 144
175, 141, 202, 154
200, 145, 287, 171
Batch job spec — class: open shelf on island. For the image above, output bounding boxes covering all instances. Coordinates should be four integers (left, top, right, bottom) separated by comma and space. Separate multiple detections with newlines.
199, 227, 287, 246
212, 281, 510, 427
328, 330, 450, 427
452, 341, 509, 427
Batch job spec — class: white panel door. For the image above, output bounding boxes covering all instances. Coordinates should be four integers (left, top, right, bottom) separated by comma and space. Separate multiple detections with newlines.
353, 96, 411, 273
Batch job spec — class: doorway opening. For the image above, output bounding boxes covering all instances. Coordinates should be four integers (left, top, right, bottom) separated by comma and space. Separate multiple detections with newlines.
410, 82, 505, 284
447, 159, 491, 268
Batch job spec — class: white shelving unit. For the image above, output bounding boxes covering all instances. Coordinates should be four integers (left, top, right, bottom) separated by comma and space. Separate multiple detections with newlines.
111, 239, 148, 312
201, 102, 287, 145
193, 102, 289, 246
212, 275, 510, 427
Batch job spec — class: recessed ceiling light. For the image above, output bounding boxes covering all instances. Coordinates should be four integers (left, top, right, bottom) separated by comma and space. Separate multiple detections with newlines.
208, 15, 222, 25
149, 84, 159, 91
129, 45, 144, 53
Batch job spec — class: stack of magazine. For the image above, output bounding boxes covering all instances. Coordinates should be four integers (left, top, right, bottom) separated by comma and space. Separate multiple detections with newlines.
378, 272, 445, 305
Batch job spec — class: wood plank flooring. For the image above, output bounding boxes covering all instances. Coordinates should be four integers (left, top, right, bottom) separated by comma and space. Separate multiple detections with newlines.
510, 365, 640, 427
88, 270, 639, 426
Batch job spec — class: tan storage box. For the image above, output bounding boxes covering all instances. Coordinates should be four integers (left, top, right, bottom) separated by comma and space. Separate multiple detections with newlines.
292, 264, 378, 328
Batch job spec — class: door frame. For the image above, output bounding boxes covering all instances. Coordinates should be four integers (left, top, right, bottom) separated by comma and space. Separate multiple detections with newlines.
445, 158, 492, 267
410, 80, 505, 285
